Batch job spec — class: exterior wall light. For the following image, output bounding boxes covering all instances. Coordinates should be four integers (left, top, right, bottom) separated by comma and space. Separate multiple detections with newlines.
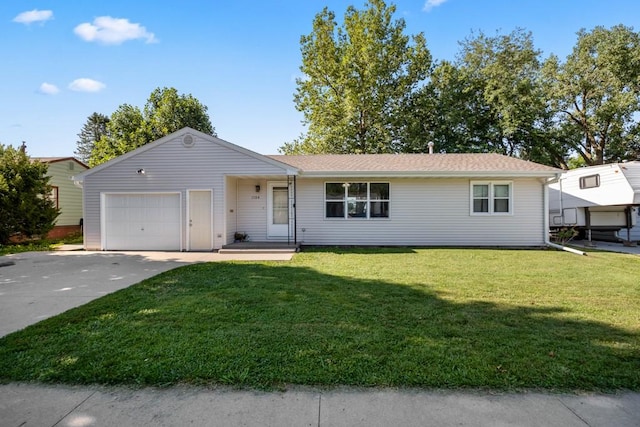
137, 169, 145, 175
255, 184, 261, 192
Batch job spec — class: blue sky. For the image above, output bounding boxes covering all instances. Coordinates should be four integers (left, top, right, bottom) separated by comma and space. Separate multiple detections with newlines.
2, 0, 640, 158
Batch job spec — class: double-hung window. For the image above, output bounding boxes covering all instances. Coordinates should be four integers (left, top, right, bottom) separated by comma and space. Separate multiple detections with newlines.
325, 182, 389, 219
470, 181, 512, 215
49, 186, 59, 209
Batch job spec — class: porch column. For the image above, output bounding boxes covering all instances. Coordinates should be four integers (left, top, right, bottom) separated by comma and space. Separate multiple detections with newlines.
287, 175, 297, 245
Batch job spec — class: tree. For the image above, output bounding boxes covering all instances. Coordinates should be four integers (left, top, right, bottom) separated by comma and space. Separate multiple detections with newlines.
0, 144, 59, 244
543, 25, 640, 165
398, 29, 558, 163
282, 0, 431, 154
75, 112, 110, 163
145, 87, 214, 141
89, 105, 148, 167
88, 87, 215, 166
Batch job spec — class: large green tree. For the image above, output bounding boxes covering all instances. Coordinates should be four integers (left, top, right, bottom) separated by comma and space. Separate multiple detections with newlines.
0, 144, 59, 244
281, 0, 431, 154
89, 87, 215, 166
399, 29, 559, 163
543, 25, 640, 165
75, 112, 110, 163
88, 105, 148, 167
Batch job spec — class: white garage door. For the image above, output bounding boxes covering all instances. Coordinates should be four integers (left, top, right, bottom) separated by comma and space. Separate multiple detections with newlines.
104, 193, 181, 250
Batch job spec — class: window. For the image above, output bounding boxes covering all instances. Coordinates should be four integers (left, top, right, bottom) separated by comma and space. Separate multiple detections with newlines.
579, 174, 600, 189
471, 181, 512, 215
325, 182, 389, 219
49, 186, 59, 209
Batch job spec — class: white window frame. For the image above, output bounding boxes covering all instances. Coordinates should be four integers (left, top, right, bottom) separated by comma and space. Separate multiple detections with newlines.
324, 182, 390, 220
470, 181, 513, 216
49, 186, 59, 209
579, 174, 600, 189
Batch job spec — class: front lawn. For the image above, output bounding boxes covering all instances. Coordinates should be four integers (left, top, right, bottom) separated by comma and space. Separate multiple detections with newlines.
0, 248, 638, 391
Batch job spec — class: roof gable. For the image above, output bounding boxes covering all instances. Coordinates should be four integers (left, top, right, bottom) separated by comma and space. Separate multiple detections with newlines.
73, 127, 297, 181
33, 157, 88, 169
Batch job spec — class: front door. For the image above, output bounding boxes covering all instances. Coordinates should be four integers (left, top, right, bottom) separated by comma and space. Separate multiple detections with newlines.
267, 182, 289, 238
188, 190, 212, 251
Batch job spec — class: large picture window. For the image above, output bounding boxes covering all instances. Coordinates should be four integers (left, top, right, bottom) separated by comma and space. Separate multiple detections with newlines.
325, 182, 389, 219
470, 181, 512, 215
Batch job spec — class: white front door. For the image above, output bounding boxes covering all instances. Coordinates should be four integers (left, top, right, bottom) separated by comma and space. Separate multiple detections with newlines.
188, 190, 212, 251
267, 182, 289, 238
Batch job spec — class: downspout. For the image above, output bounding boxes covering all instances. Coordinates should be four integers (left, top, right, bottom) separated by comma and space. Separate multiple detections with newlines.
235, 178, 239, 241
287, 176, 291, 245
544, 175, 586, 256
293, 175, 297, 245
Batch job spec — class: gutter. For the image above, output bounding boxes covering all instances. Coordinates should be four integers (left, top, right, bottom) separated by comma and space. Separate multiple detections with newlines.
297, 171, 560, 179
543, 174, 586, 256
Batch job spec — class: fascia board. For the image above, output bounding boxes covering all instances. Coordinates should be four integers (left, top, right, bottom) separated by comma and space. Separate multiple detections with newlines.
297, 171, 560, 179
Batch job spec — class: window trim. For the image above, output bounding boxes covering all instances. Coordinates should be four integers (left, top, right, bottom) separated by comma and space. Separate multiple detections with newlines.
470, 181, 513, 216
50, 186, 59, 209
324, 182, 390, 220
579, 174, 600, 189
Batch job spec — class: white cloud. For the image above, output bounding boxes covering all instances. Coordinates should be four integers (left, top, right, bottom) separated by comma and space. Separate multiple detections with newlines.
68, 78, 106, 93
74, 16, 157, 45
13, 9, 53, 24
423, 0, 448, 12
39, 82, 60, 95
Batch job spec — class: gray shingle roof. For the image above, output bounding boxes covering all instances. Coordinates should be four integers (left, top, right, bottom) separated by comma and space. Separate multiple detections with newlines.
267, 153, 560, 176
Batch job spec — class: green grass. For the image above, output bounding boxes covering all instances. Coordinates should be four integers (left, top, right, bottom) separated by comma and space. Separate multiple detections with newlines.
1, 248, 639, 391
0, 234, 83, 255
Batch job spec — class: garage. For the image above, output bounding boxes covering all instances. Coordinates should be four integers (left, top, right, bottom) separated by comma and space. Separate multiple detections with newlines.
103, 193, 182, 250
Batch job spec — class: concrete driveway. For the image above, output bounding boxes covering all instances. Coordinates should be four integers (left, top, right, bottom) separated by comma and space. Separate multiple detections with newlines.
0, 250, 292, 337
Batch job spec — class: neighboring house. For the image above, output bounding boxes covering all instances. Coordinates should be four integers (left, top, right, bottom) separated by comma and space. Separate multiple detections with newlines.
548, 162, 640, 242
72, 127, 561, 251
35, 157, 89, 239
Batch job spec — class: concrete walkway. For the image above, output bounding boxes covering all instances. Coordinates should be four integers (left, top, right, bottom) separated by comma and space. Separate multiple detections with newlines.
569, 239, 640, 255
1, 383, 639, 427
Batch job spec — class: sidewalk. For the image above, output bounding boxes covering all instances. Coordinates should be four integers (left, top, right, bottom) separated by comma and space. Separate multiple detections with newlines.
1, 383, 639, 427
569, 239, 640, 255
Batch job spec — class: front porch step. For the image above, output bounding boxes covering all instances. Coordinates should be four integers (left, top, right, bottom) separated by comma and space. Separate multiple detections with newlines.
218, 242, 300, 254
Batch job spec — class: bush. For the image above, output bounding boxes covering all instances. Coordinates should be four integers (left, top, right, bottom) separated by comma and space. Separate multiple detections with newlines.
0, 144, 59, 245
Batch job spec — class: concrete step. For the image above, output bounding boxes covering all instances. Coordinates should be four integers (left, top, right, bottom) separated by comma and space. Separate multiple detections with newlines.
218, 248, 299, 254
218, 242, 300, 254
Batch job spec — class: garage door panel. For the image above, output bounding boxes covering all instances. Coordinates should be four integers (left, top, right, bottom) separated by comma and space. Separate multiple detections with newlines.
104, 194, 181, 251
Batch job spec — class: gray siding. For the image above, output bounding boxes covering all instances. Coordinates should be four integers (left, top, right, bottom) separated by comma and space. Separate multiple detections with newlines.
225, 177, 238, 243
630, 209, 640, 241
47, 161, 87, 226
235, 178, 269, 241
293, 177, 546, 246
82, 134, 289, 250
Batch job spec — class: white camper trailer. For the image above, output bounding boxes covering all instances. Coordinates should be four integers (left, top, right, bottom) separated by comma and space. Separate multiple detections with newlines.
548, 162, 640, 242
